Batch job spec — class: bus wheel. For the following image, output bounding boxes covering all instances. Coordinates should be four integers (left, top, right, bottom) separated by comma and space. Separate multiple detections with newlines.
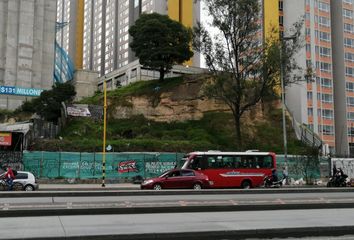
241, 180, 251, 189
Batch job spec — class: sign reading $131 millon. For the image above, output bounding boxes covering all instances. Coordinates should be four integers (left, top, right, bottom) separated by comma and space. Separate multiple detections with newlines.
0, 86, 44, 97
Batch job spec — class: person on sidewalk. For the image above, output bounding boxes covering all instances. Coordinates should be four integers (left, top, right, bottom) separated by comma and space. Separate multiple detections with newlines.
282, 166, 289, 185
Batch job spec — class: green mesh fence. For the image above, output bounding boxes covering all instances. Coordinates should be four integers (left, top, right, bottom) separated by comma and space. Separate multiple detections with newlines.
23, 151, 185, 180
23, 151, 329, 181
276, 155, 330, 181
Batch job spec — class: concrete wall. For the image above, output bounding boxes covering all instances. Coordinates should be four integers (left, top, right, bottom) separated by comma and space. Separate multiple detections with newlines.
72, 70, 99, 101
0, 0, 56, 110
331, 0, 349, 156
283, 0, 308, 125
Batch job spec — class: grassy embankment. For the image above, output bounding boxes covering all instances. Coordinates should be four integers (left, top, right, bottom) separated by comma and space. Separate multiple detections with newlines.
33, 76, 308, 154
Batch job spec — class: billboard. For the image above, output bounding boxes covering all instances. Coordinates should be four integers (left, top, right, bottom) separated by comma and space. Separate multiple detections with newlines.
0, 86, 44, 97
0, 132, 12, 146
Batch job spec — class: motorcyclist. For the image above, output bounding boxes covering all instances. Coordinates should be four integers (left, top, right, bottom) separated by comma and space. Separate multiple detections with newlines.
334, 168, 348, 186
332, 164, 337, 177
271, 168, 278, 183
3, 166, 15, 191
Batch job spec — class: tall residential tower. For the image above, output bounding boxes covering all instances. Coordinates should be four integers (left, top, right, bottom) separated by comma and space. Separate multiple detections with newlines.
0, 0, 56, 110
56, 0, 200, 76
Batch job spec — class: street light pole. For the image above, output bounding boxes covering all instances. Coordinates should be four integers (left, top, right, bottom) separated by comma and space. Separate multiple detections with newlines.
102, 80, 107, 187
280, 35, 296, 170
280, 44, 287, 167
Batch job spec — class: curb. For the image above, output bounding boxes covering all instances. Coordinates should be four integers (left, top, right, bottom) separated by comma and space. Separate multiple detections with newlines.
1, 202, 353, 218
7, 226, 354, 240
1, 187, 354, 198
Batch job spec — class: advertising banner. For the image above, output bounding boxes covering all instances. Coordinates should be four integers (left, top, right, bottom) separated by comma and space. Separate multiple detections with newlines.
0, 132, 12, 146
0, 86, 44, 97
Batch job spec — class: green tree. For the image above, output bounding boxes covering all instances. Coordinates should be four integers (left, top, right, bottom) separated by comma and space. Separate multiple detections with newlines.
35, 82, 76, 123
16, 82, 76, 123
129, 13, 194, 81
290, 147, 321, 184
193, 0, 304, 149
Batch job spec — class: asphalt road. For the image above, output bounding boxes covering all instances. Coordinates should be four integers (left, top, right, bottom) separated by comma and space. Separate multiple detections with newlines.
1, 191, 354, 210
1, 208, 354, 239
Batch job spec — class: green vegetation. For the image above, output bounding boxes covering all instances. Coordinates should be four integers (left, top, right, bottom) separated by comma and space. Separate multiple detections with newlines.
33, 111, 309, 154
15, 82, 76, 123
193, 0, 304, 148
129, 13, 193, 81
80, 76, 184, 106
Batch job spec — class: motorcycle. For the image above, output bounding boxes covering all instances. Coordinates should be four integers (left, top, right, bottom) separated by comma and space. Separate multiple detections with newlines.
263, 175, 283, 188
327, 173, 349, 187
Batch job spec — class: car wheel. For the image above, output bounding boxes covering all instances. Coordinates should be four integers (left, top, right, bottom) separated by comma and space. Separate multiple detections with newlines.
241, 180, 251, 189
193, 183, 202, 190
24, 185, 35, 191
153, 184, 162, 190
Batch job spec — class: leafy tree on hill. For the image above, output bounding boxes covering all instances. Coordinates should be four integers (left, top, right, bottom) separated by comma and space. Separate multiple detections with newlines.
129, 13, 194, 81
16, 82, 76, 123
193, 0, 304, 149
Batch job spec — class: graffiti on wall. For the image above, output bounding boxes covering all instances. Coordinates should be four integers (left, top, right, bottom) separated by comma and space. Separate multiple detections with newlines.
0, 151, 23, 170
332, 158, 354, 179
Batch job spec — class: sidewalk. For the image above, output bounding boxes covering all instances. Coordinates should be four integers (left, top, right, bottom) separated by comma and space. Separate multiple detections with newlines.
39, 183, 141, 191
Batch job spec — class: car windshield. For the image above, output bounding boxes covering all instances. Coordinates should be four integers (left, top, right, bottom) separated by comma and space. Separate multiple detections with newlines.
159, 170, 172, 178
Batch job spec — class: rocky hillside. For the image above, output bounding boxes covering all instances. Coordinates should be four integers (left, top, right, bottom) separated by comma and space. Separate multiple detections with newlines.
31, 75, 307, 153
110, 75, 230, 122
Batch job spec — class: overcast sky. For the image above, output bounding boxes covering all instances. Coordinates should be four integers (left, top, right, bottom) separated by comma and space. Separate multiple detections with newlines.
199, 2, 218, 68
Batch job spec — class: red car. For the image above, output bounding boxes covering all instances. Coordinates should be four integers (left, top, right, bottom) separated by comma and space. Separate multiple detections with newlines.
140, 169, 211, 190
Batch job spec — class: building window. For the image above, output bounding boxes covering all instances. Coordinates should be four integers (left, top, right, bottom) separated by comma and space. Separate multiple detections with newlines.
319, 16, 330, 27
322, 125, 334, 135
347, 82, 354, 92
308, 108, 313, 116
321, 93, 333, 103
322, 109, 334, 119
346, 67, 354, 77
307, 91, 313, 99
348, 96, 354, 106
305, 28, 311, 36
306, 44, 311, 52
321, 78, 332, 88
348, 112, 354, 121
319, 31, 330, 42
344, 0, 353, 4
344, 9, 353, 19
318, 1, 330, 12
134, 0, 139, 7
305, 13, 311, 20
279, 0, 283, 10
320, 62, 332, 72
345, 52, 354, 62
345, 38, 354, 48
348, 126, 354, 136
344, 23, 354, 33
320, 47, 331, 57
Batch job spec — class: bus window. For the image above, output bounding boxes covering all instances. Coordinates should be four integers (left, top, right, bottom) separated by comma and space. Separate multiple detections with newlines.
263, 155, 274, 168
235, 156, 242, 168
208, 156, 219, 168
255, 156, 263, 168
190, 156, 205, 170
222, 156, 235, 168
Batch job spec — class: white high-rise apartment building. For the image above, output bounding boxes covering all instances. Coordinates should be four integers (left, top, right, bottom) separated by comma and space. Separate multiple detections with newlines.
57, 0, 200, 76
282, 0, 354, 156
0, 0, 56, 110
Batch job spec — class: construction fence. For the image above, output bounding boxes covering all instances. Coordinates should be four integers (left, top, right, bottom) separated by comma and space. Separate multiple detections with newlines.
23, 151, 184, 180
22, 151, 331, 182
